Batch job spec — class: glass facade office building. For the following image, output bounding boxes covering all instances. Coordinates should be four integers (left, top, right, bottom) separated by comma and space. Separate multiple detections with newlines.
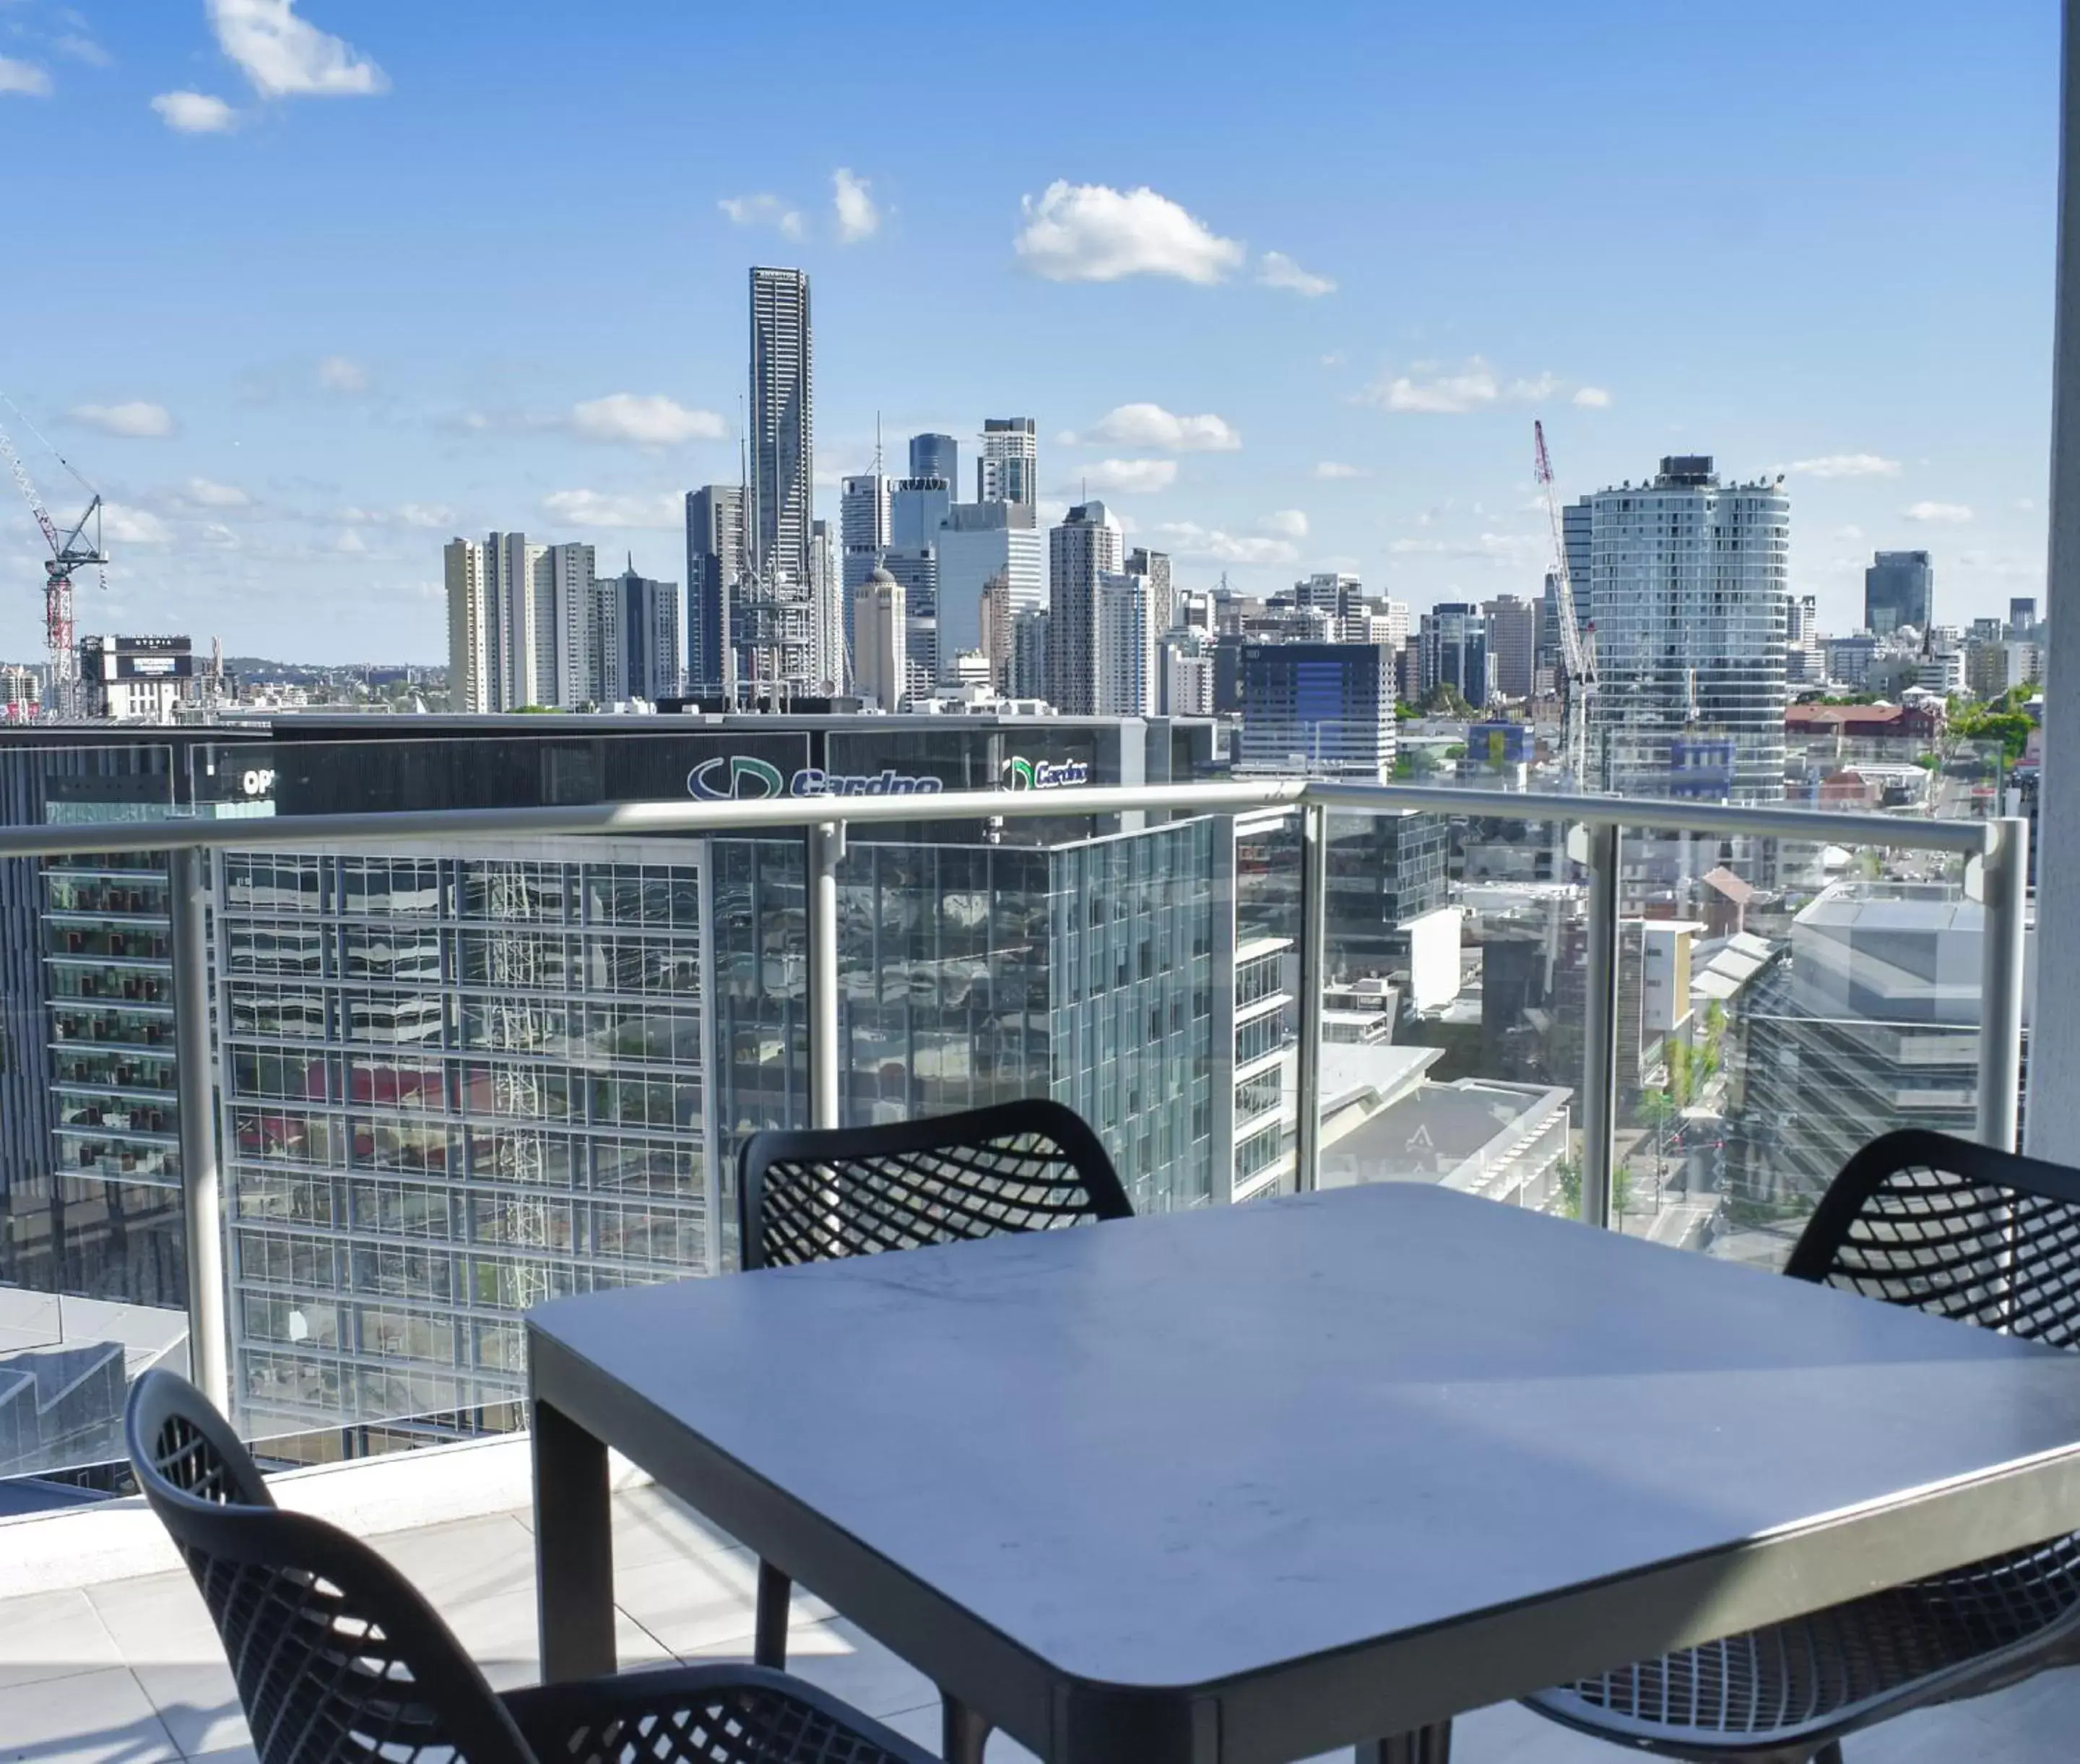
0, 714, 1252, 1458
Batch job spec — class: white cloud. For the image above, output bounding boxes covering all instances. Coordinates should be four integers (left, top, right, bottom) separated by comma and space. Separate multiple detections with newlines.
334, 529, 367, 553
1015, 181, 1244, 285
570, 393, 726, 447
1363, 358, 1580, 415
317, 354, 368, 392
186, 477, 251, 508
1832, 524, 1866, 542
1085, 402, 1241, 452
1387, 531, 1546, 567
719, 193, 804, 238
1312, 461, 1368, 480
832, 168, 880, 243
542, 489, 683, 529
2015, 497, 2039, 512
1572, 386, 1613, 409
1155, 521, 1299, 566
207, 0, 387, 98
0, 56, 52, 96
201, 523, 240, 549
1790, 453, 1900, 479
101, 504, 170, 544
152, 90, 236, 131
56, 34, 110, 67
1366, 360, 1499, 415
1257, 251, 1335, 297
1260, 509, 1309, 539
398, 502, 456, 529
1073, 459, 1178, 496
1904, 501, 1974, 524
69, 401, 174, 438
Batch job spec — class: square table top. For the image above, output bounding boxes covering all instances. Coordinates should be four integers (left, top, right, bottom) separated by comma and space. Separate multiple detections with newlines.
527, 1183, 2080, 1760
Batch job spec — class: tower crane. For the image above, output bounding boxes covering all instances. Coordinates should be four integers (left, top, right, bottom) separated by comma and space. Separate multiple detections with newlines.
0, 399, 106, 721
1533, 420, 1598, 790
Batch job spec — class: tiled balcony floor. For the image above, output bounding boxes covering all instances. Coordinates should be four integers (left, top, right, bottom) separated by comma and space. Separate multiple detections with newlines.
2, 1481, 2075, 1763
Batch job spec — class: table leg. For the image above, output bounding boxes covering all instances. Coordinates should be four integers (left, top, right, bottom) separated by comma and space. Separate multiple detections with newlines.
533, 1397, 616, 1683
755, 1559, 792, 1668
1356, 1723, 1452, 1763
942, 1691, 992, 1764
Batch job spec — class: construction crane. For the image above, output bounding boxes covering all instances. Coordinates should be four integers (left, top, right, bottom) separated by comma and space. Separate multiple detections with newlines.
0, 399, 106, 721
1533, 420, 1598, 790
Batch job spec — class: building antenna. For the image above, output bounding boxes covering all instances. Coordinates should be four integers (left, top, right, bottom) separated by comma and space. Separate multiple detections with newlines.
873, 412, 883, 477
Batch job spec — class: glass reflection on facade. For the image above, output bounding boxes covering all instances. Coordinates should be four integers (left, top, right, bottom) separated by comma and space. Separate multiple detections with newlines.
217, 842, 708, 1445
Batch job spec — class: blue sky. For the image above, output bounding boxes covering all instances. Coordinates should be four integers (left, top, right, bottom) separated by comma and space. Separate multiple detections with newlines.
0, 0, 2059, 662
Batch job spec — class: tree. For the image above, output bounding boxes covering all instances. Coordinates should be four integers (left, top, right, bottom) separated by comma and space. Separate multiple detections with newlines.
1555, 1153, 1582, 1220
1613, 1162, 1636, 1221
1421, 681, 1474, 719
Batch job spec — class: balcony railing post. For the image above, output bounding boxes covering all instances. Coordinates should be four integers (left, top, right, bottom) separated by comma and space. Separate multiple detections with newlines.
1581, 823, 1622, 1229
170, 845, 229, 1411
807, 821, 843, 1132
1296, 800, 1327, 1192
1977, 816, 2030, 1151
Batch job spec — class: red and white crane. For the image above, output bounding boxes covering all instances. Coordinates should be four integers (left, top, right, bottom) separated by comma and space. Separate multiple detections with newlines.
1533, 419, 1598, 790
0, 398, 105, 721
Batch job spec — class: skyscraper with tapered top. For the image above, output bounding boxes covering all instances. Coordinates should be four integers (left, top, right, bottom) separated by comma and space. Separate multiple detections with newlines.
748, 267, 814, 587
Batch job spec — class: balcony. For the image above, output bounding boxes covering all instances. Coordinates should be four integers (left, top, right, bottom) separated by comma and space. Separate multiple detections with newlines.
0, 772, 2056, 1760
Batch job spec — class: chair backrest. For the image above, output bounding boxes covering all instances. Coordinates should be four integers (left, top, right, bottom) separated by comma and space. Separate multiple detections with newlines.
125, 1370, 535, 1764
1785, 1128, 2080, 1348
737, 1097, 1132, 1271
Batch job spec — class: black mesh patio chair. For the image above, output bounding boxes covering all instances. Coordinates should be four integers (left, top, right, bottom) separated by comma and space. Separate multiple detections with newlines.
737, 1096, 1132, 1761
1514, 1128, 2080, 1764
124, 1369, 935, 1764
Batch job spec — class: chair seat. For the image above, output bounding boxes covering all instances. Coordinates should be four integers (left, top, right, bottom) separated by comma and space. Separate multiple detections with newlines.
501, 1661, 933, 1764
1526, 1532, 2080, 1759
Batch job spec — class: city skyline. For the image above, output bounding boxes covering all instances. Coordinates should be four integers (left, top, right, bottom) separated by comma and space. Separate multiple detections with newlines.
0, 0, 2058, 661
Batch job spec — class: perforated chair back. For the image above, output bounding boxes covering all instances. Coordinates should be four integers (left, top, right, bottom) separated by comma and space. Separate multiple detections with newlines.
124, 1370, 534, 1764
738, 1098, 1131, 1271
1785, 1128, 2080, 1345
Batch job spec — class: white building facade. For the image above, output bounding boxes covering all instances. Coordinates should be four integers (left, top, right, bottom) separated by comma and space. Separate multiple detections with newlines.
1582, 457, 1790, 801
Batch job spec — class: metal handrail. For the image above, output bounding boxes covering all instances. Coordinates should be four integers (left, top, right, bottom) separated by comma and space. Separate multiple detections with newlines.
0, 772, 2027, 1415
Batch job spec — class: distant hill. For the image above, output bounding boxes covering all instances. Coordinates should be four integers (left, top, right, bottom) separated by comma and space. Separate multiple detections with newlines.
225, 657, 445, 685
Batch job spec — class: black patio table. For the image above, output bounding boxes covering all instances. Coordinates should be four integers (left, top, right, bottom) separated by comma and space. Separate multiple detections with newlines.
526, 1181, 2080, 1764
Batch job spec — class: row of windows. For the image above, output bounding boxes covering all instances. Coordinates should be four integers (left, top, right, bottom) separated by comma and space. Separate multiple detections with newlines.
223, 856, 699, 928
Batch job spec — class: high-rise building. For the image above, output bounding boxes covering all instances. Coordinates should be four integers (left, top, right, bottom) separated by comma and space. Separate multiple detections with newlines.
600, 558, 682, 702
811, 519, 843, 691
1865, 550, 1933, 638
2011, 596, 2040, 634
880, 547, 939, 693
1483, 595, 1538, 700
978, 417, 1038, 508
1010, 606, 1051, 701
1049, 501, 1122, 714
980, 574, 1014, 691
1159, 628, 1216, 717
909, 433, 958, 487
1585, 457, 1790, 802
487, 532, 545, 709
1563, 503, 1593, 626
1096, 571, 1156, 716
1236, 643, 1395, 779
854, 566, 907, 709
1127, 548, 1175, 634
685, 487, 742, 696
1418, 603, 1492, 705
542, 542, 597, 707
1294, 573, 1361, 621
446, 540, 489, 712
839, 470, 890, 678
748, 267, 813, 588
935, 501, 1043, 679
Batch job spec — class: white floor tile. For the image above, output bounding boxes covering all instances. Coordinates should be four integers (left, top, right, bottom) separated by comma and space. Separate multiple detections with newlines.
0, 1665, 179, 1764
0, 1589, 121, 1694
